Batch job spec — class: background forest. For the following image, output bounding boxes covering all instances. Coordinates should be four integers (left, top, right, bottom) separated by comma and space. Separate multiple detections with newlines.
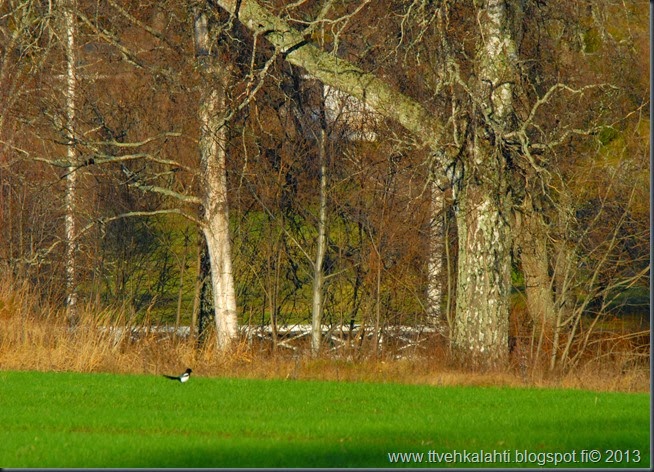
0, 0, 649, 387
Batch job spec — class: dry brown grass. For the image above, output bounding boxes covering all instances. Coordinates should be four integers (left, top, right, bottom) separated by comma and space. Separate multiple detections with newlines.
0, 279, 649, 392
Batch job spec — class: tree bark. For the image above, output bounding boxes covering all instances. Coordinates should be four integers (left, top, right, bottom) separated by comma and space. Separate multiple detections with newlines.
195, 11, 238, 351
515, 196, 556, 329
310, 123, 328, 356
62, 0, 78, 324
427, 182, 445, 329
451, 139, 513, 368
449, 0, 522, 368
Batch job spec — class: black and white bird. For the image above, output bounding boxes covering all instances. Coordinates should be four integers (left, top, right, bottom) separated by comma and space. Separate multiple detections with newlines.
163, 368, 192, 383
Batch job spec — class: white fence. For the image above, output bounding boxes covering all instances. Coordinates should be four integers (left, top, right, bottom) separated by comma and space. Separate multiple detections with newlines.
97, 323, 441, 355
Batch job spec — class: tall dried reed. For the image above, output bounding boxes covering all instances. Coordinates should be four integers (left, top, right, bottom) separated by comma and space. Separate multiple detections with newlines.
0, 278, 648, 392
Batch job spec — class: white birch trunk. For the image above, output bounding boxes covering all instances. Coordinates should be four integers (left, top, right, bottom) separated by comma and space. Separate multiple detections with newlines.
195, 12, 238, 351
310, 124, 328, 356
62, 0, 78, 323
451, 150, 512, 368
477, 0, 520, 126
451, 0, 521, 367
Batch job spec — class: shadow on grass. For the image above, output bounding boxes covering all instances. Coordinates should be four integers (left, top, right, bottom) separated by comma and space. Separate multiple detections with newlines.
92, 441, 393, 468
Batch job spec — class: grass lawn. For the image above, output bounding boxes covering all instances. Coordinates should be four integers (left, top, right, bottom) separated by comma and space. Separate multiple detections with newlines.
0, 370, 649, 468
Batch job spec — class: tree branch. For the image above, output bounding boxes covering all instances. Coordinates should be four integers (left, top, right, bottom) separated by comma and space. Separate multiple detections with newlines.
212, 0, 452, 166
126, 181, 201, 205
75, 10, 144, 69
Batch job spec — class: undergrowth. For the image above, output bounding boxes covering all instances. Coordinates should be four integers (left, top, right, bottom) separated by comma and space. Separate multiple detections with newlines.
0, 277, 649, 392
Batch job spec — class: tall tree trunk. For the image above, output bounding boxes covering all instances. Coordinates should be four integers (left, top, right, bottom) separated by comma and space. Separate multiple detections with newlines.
450, 0, 522, 368
515, 196, 556, 329
62, 0, 78, 324
310, 124, 328, 356
451, 139, 512, 368
194, 11, 238, 351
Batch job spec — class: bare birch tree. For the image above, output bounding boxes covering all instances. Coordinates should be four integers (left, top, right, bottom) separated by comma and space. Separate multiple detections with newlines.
60, 0, 79, 323
194, 10, 239, 350
310, 84, 329, 356
446, 0, 524, 367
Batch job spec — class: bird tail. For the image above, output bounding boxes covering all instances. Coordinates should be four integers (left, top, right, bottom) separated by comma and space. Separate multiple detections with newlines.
163, 375, 179, 380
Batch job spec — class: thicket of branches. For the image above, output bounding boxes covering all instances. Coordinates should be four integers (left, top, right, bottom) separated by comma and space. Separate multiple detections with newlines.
0, 0, 648, 373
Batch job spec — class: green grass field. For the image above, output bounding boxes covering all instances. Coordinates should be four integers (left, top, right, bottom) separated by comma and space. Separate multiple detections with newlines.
0, 371, 649, 468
